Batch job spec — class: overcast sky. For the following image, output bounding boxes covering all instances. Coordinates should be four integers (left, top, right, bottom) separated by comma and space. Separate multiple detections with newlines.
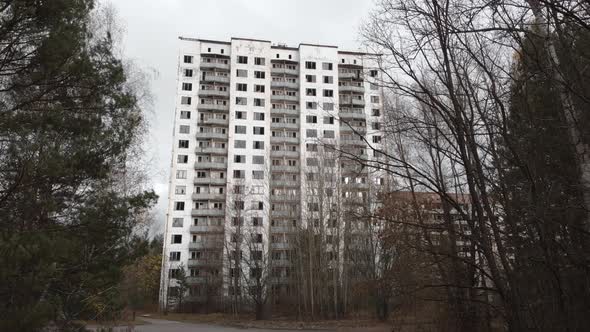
109, 0, 377, 234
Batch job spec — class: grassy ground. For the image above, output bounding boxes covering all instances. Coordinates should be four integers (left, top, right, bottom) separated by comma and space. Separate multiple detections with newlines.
140, 312, 391, 330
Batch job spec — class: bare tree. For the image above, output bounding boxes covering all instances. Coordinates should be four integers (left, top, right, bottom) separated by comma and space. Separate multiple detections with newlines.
345, 0, 590, 330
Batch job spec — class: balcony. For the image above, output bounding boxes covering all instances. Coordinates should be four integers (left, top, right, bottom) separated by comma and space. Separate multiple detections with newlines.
195, 132, 228, 140
198, 90, 230, 98
343, 182, 370, 190
200, 61, 230, 71
271, 180, 300, 188
339, 125, 367, 135
195, 147, 227, 155
270, 195, 299, 202
191, 193, 226, 201
271, 81, 299, 89
197, 103, 229, 112
338, 72, 362, 80
271, 108, 299, 116
339, 112, 366, 120
270, 94, 298, 102
340, 139, 366, 147
190, 225, 224, 233
340, 98, 365, 106
200, 118, 229, 126
271, 67, 298, 76
270, 210, 299, 218
270, 259, 292, 266
270, 122, 299, 130
271, 242, 291, 250
193, 177, 226, 186
188, 259, 222, 267
194, 161, 227, 170
270, 150, 300, 158
339, 85, 365, 94
186, 276, 223, 284
191, 209, 225, 217
271, 226, 298, 233
270, 136, 299, 144
270, 165, 300, 173
201, 75, 230, 84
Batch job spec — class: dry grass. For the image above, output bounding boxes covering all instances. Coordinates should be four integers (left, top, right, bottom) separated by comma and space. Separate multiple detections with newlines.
140, 312, 391, 330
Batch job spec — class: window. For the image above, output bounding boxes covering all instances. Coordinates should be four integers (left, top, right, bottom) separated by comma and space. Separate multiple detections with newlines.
322, 62, 333, 70
183, 55, 193, 64
236, 69, 248, 77
372, 109, 381, 116
234, 155, 245, 163
232, 216, 244, 225
236, 97, 247, 105
307, 158, 319, 166
254, 71, 266, 79
371, 96, 380, 103
252, 170, 264, 180
323, 116, 334, 124
306, 102, 317, 110
178, 140, 189, 148
323, 76, 334, 84
235, 201, 245, 210
235, 111, 246, 119
305, 75, 316, 83
181, 96, 191, 105
253, 126, 265, 135
323, 130, 335, 138
172, 234, 182, 244
254, 57, 265, 65
254, 98, 265, 107
172, 218, 183, 227
306, 129, 317, 138
323, 102, 334, 111
323, 89, 333, 97
174, 201, 185, 211
306, 143, 318, 152
237, 55, 248, 64
372, 136, 382, 143
252, 217, 263, 226
253, 141, 264, 149
179, 125, 190, 134
176, 170, 187, 179
254, 112, 265, 121
184, 69, 193, 77
234, 140, 246, 148
372, 122, 381, 130
305, 61, 316, 69
233, 170, 245, 179
182, 82, 192, 91
170, 252, 181, 261
252, 155, 264, 164
254, 84, 265, 93
236, 83, 247, 92
253, 234, 263, 243
370, 69, 378, 77
306, 115, 317, 123
180, 111, 191, 119
306, 88, 316, 96
251, 250, 262, 260
177, 155, 188, 163
235, 125, 247, 134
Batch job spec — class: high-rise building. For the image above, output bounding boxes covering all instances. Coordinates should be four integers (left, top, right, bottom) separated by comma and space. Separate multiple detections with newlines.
160, 36, 385, 309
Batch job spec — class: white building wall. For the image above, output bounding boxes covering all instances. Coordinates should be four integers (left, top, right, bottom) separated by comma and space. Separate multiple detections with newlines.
160, 36, 386, 308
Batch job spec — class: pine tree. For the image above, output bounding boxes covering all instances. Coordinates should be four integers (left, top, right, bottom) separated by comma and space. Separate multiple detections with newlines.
0, 1, 157, 330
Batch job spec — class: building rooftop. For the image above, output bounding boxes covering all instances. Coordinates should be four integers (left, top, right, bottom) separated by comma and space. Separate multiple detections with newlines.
178, 36, 382, 56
